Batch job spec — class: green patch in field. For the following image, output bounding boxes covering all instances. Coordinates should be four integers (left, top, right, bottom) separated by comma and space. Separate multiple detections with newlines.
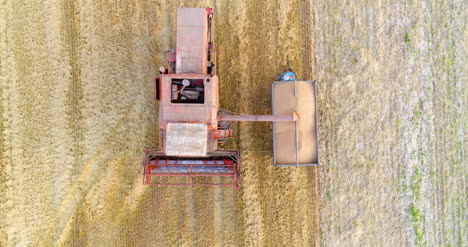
418, 148, 426, 160
398, 169, 408, 193
441, 57, 456, 67
411, 107, 423, 127
454, 142, 462, 151
411, 166, 422, 198
401, 183, 409, 193
410, 204, 421, 220
410, 203, 425, 246
334, 36, 343, 47
409, 163, 425, 246
404, 32, 411, 45
395, 119, 401, 128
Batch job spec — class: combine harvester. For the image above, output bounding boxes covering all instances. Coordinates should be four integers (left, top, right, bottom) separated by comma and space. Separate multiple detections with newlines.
143, 7, 319, 191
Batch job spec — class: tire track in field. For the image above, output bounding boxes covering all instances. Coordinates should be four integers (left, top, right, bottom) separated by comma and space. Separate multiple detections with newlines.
45, 0, 160, 244
37, 101, 142, 246
62, 0, 85, 197
1, 0, 60, 245
0, 0, 90, 243
234, 0, 266, 245
213, 180, 225, 246
0, 1, 13, 244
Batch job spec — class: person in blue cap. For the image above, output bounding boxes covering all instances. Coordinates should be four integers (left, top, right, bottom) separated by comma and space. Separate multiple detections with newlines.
279, 61, 297, 81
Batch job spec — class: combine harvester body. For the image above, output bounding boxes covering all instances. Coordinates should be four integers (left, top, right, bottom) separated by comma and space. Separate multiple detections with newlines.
144, 8, 319, 190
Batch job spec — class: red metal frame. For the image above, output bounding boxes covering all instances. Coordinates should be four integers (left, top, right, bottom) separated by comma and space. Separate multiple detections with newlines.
143, 150, 240, 191
212, 129, 233, 139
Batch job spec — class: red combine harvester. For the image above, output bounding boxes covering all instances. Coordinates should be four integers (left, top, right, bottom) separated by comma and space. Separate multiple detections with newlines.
143, 7, 319, 191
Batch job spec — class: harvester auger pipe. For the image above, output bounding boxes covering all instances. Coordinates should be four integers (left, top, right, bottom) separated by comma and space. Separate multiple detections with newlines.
218, 113, 298, 122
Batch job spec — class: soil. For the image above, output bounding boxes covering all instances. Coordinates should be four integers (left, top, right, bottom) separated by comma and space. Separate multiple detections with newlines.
0, 0, 465, 246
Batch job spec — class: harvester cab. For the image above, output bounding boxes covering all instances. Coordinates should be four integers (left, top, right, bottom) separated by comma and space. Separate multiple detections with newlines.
143, 7, 319, 191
